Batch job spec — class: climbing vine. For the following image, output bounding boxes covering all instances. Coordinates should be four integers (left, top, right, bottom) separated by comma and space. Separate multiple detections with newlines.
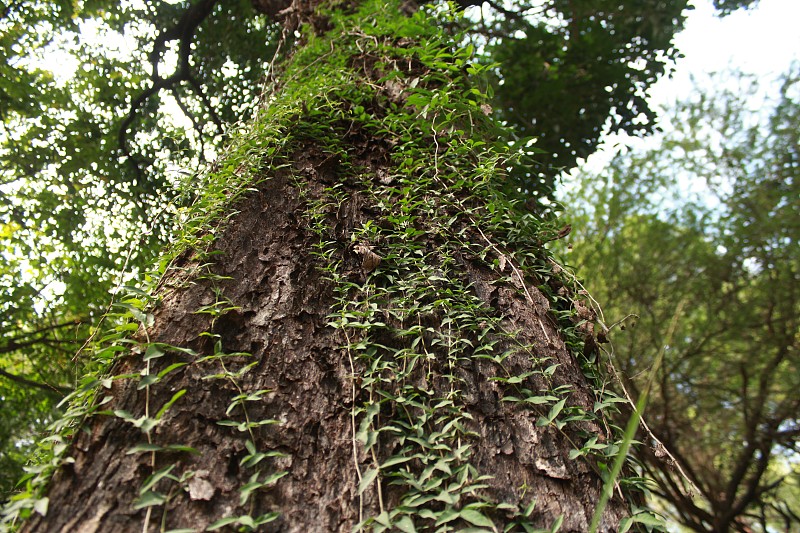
2, 1, 660, 531
281, 1, 657, 529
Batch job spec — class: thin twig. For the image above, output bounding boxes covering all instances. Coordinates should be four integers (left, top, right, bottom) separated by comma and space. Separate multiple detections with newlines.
343, 327, 365, 529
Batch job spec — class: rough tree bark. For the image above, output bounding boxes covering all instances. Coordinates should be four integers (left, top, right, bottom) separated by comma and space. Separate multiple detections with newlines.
18, 0, 635, 531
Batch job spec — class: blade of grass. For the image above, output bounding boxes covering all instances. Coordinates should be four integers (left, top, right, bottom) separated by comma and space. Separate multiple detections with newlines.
589, 300, 686, 532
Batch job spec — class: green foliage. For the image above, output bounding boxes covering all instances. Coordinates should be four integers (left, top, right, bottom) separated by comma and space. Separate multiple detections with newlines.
557, 66, 800, 531
0, 0, 759, 511
2, 0, 658, 528
0, 1, 280, 498
469, 0, 689, 200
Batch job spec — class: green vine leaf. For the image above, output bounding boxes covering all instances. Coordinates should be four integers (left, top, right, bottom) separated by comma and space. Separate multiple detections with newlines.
133, 490, 167, 509
358, 468, 379, 495
395, 515, 417, 532
460, 507, 495, 528
155, 389, 187, 420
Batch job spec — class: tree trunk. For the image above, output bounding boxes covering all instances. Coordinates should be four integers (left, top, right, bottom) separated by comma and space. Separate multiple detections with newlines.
18, 1, 633, 531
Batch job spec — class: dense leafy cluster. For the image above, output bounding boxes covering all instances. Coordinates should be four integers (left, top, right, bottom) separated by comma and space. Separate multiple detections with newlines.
476, 0, 762, 197
475, 0, 687, 198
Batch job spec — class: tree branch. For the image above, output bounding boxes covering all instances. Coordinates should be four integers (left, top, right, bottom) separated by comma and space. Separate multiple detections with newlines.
0, 367, 71, 396
0, 318, 84, 352
118, 0, 221, 178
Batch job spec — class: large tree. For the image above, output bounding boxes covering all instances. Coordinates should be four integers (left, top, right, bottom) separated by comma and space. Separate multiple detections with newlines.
0, 0, 763, 530
0, 0, 708, 499
0, 0, 655, 530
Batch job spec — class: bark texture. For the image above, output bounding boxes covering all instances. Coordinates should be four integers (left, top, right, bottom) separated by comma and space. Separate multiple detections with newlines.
24, 175, 627, 532
21, 1, 633, 531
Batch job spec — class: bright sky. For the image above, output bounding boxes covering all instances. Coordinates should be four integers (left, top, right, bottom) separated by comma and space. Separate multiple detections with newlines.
649, 0, 800, 107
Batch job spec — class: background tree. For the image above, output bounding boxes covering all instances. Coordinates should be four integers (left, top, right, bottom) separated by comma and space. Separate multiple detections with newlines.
557, 67, 800, 531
